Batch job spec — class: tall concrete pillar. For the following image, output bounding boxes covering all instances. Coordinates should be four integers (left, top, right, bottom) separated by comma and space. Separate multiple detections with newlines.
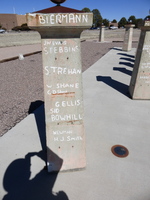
27, 1, 93, 172
129, 20, 150, 99
122, 24, 135, 51
99, 26, 105, 42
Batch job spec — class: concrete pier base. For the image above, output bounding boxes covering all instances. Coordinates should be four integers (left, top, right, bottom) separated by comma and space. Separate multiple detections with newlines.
122, 24, 135, 51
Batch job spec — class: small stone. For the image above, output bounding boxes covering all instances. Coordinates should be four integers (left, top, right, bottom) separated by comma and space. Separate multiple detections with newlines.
18, 54, 24, 60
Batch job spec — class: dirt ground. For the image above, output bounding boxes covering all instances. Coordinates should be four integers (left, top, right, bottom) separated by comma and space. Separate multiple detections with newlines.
0, 30, 139, 136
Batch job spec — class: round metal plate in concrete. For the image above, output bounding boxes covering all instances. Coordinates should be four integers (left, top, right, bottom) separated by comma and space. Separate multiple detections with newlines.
111, 145, 129, 158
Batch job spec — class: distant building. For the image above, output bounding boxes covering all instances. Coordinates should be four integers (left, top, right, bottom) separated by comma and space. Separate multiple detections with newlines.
0, 14, 27, 30
109, 22, 118, 28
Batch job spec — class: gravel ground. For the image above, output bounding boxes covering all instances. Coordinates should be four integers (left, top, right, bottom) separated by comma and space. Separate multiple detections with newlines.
0, 38, 138, 136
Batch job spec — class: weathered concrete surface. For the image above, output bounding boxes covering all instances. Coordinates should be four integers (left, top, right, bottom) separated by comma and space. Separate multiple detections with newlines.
129, 21, 150, 99
1, 48, 150, 200
99, 26, 105, 42
42, 38, 86, 172
27, 12, 93, 172
27, 13, 93, 28
27, 13, 93, 38
122, 24, 135, 51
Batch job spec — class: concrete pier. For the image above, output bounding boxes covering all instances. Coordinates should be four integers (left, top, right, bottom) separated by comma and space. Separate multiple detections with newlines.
27, 6, 93, 172
129, 20, 150, 99
122, 24, 135, 51
99, 26, 105, 42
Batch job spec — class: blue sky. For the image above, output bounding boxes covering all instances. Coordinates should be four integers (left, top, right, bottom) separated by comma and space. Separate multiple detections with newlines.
0, 0, 149, 22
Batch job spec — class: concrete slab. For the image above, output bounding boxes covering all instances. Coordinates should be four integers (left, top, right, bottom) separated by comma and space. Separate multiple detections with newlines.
0, 44, 41, 62
1, 47, 150, 200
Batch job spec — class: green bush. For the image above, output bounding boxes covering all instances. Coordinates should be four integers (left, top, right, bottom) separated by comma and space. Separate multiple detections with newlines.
12, 23, 31, 31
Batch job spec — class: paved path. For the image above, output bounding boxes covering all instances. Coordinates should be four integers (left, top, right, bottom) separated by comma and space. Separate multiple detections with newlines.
1, 47, 150, 200
0, 44, 41, 62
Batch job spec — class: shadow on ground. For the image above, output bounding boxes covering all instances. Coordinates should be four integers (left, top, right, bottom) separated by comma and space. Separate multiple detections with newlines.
120, 57, 135, 63
96, 76, 130, 98
3, 150, 69, 200
119, 61, 133, 68
117, 52, 135, 58
29, 101, 46, 151
113, 67, 132, 76
3, 102, 69, 200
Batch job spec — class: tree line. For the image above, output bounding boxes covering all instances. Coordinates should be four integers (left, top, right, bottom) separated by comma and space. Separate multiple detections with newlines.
82, 7, 150, 28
